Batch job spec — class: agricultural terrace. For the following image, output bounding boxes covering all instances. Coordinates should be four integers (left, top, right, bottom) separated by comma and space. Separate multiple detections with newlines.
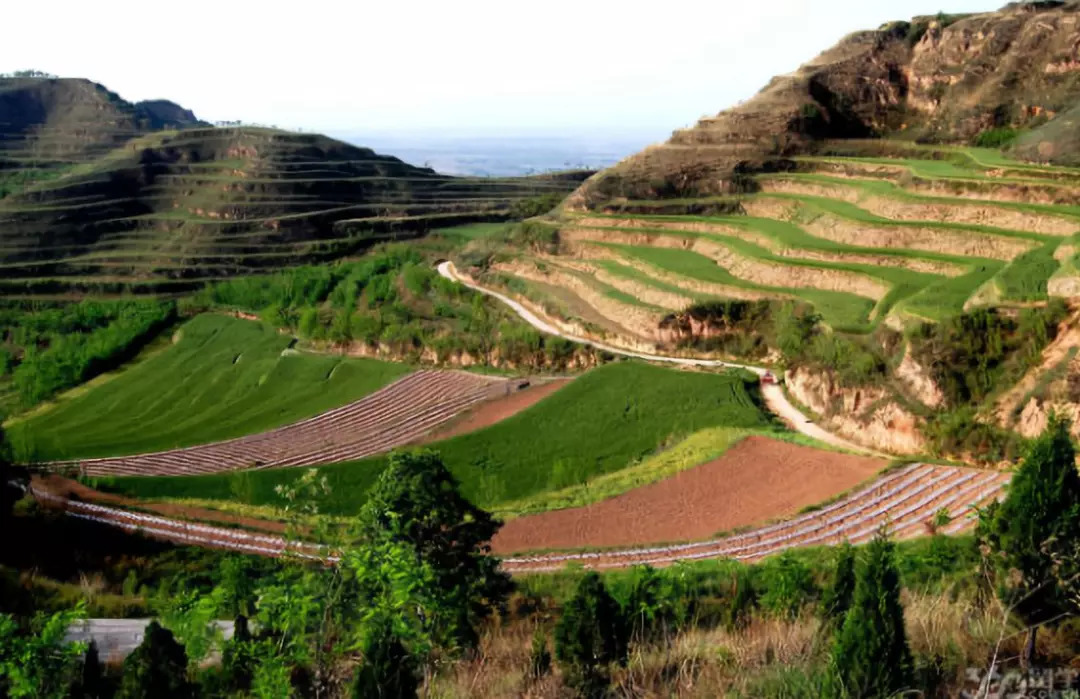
9, 313, 410, 460
0, 126, 585, 298
98, 361, 777, 514
492, 142, 1080, 341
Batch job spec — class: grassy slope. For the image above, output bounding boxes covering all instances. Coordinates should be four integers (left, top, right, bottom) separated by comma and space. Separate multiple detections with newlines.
101, 362, 772, 514
12, 314, 410, 459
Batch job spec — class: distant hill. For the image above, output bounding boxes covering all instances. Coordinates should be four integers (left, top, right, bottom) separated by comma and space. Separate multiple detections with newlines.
0, 77, 206, 166
0, 84, 588, 296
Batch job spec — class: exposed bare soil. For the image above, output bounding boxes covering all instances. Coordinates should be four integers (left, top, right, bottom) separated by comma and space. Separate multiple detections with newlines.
491, 437, 886, 553
421, 379, 572, 442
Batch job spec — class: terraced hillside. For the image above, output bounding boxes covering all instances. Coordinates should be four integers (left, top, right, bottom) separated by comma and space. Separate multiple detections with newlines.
484, 143, 1080, 343
0, 76, 204, 167
0, 125, 586, 298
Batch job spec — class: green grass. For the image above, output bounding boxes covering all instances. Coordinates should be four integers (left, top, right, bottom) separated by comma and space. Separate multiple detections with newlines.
604, 243, 876, 330
100, 362, 772, 514
11, 313, 411, 460
994, 241, 1063, 301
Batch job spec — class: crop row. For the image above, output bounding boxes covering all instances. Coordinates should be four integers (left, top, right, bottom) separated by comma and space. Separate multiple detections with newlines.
502, 464, 1010, 572
55, 370, 509, 477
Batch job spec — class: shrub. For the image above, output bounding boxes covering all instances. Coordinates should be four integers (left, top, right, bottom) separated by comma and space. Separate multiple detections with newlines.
756, 551, 817, 619
528, 628, 552, 681
554, 572, 629, 697
116, 621, 195, 699
828, 531, 913, 698
974, 126, 1020, 148
352, 617, 418, 699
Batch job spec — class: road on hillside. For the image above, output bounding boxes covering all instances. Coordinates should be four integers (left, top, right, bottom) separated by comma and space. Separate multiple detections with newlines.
435, 261, 872, 455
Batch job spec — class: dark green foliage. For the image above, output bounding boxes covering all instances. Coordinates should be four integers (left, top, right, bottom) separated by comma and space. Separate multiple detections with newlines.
1, 299, 175, 408
352, 617, 418, 699
822, 543, 857, 625
725, 569, 758, 631
829, 532, 913, 699
974, 126, 1020, 148
359, 449, 512, 650
913, 302, 1066, 408
924, 406, 1024, 463
757, 550, 818, 619
219, 616, 255, 694
508, 192, 564, 220
116, 621, 194, 699
660, 300, 774, 357
554, 572, 629, 697
982, 417, 1080, 632
75, 641, 107, 699
620, 564, 691, 641
773, 302, 885, 386
529, 628, 552, 681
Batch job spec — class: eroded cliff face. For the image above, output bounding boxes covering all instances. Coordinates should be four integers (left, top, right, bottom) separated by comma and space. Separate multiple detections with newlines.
571, 2, 1080, 208
785, 366, 927, 455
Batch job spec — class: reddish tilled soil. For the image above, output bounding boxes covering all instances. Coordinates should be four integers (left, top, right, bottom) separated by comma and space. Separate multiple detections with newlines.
492, 436, 887, 553
421, 379, 571, 442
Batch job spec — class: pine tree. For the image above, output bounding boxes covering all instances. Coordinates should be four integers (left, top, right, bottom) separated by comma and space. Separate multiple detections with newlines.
554, 572, 628, 698
116, 621, 194, 699
76, 641, 106, 699
829, 531, 913, 698
220, 615, 255, 694
822, 542, 857, 626
982, 415, 1080, 667
352, 617, 418, 699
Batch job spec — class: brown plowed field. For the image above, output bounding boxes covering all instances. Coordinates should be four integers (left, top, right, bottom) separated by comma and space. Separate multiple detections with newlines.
421, 379, 572, 442
492, 437, 886, 553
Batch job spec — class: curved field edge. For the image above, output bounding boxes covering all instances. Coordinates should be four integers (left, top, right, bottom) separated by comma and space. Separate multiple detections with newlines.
10, 313, 412, 460
94, 361, 775, 514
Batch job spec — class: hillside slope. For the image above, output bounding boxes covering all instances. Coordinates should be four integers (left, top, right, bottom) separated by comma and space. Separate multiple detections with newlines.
572, 2, 1080, 207
0, 77, 205, 165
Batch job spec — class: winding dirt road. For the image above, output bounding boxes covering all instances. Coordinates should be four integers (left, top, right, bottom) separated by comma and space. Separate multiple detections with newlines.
436, 261, 871, 454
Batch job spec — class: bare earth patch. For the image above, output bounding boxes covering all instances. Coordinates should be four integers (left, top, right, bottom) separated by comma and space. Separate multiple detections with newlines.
761, 178, 1080, 236
491, 436, 886, 553
421, 379, 571, 442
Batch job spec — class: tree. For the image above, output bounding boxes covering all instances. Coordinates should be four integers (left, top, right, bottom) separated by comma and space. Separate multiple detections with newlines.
0, 607, 87, 699
554, 572, 629, 698
358, 449, 512, 650
981, 415, 1080, 667
352, 615, 418, 699
219, 615, 256, 694
116, 621, 195, 699
822, 542, 857, 626
75, 641, 107, 699
829, 531, 913, 698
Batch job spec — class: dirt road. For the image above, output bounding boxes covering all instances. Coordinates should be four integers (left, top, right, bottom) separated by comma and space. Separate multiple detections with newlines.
436, 261, 872, 454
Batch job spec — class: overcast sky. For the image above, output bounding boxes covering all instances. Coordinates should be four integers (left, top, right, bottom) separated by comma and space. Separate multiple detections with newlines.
4, 0, 996, 138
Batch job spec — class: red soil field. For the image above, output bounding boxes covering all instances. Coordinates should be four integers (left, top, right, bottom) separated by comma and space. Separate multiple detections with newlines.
492, 436, 887, 553
420, 379, 571, 442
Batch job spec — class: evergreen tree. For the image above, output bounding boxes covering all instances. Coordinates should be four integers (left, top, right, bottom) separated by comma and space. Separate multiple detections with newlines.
554, 572, 628, 698
116, 621, 194, 699
220, 615, 255, 694
352, 617, 418, 699
822, 542, 857, 625
76, 641, 106, 698
982, 415, 1080, 667
829, 531, 913, 698
358, 449, 512, 649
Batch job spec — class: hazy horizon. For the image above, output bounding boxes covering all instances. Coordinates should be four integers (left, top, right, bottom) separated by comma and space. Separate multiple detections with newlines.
5, 0, 997, 138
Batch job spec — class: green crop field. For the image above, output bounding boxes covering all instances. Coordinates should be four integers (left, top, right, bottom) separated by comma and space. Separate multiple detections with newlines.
99, 361, 773, 514
480, 141, 1080, 342
9, 313, 411, 460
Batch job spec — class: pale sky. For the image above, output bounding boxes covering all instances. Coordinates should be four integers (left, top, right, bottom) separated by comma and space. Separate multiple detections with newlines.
4, 0, 996, 137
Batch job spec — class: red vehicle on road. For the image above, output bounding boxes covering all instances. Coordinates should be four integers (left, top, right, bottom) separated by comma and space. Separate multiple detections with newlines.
761, 371, 777, 385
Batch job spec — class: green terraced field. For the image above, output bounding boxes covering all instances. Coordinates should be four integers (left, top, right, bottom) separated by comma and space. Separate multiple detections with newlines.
99, 361, 773, 514
9, 313, 410, 460
485, 142, 1080, 339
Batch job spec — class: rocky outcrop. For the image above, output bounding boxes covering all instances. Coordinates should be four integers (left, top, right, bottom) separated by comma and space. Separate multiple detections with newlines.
896, 347, 945, 408
571, 3, 1080, 208
785, 366, 926, 455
